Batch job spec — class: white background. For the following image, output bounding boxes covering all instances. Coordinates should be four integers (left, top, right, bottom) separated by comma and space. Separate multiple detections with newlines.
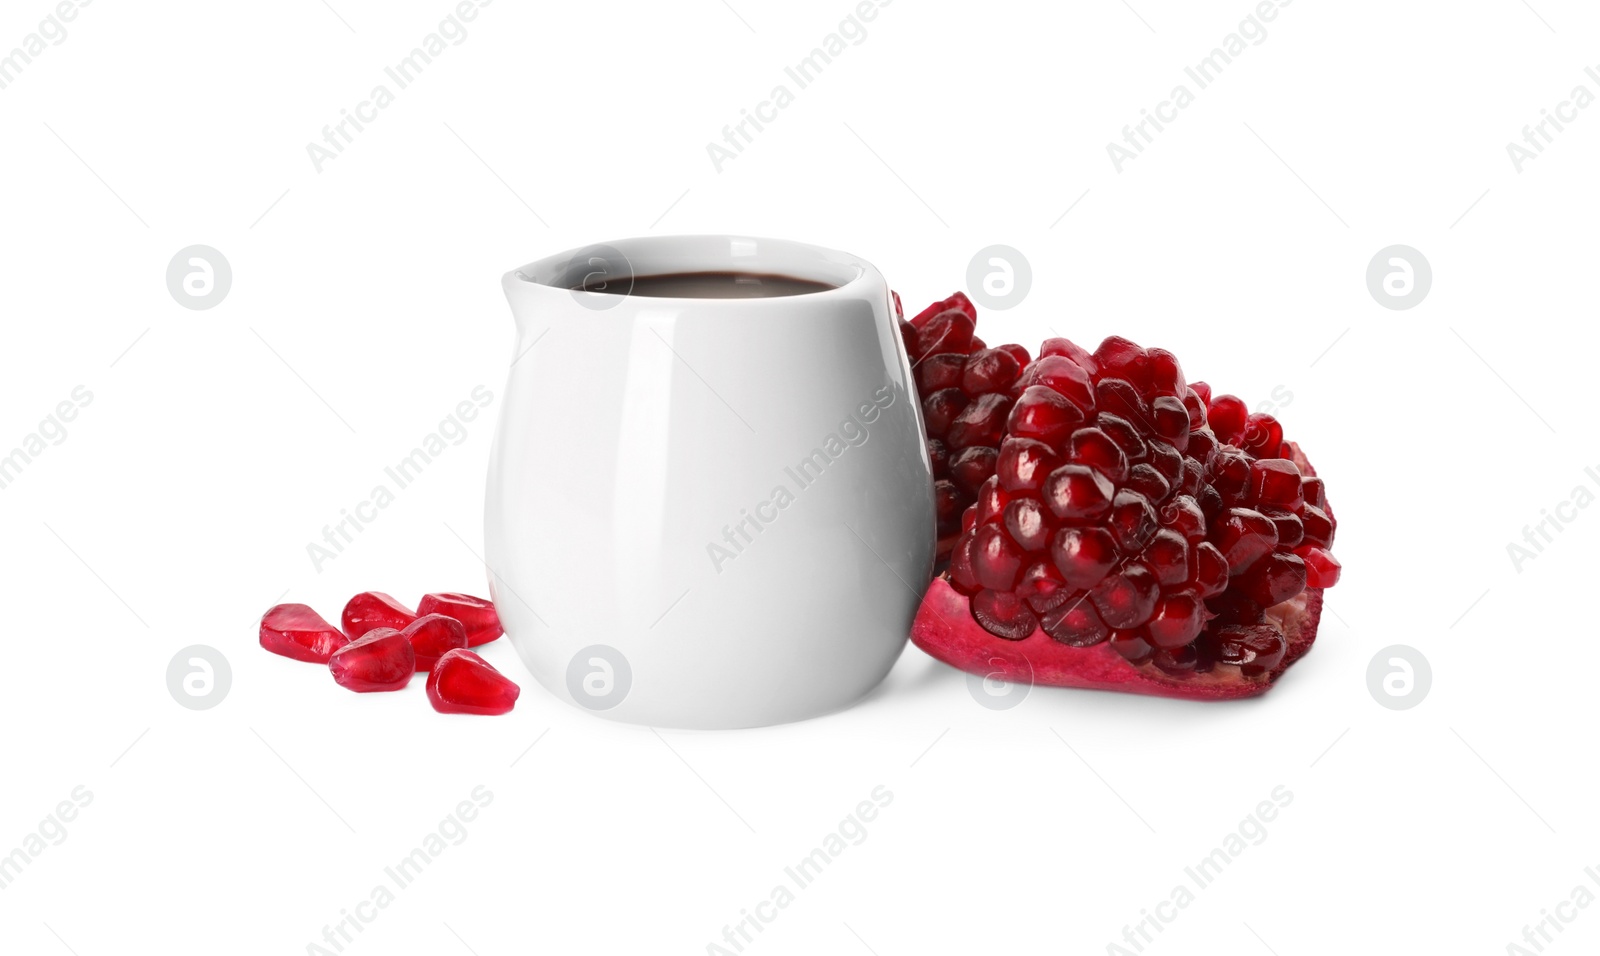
1, 0, 1595, 953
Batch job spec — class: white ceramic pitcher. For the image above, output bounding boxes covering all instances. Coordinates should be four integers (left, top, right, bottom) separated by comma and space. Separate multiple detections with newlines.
485, 236, 935, 728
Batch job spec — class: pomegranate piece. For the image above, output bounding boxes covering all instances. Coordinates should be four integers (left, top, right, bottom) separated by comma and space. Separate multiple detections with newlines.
341, 592, 417, 638
909, 331, 1340, 701
427, 649, 521, 715
417, 592, 504, 647
401, 614, 469, 671
260, 604, 349, 663
328, 628, 415, 692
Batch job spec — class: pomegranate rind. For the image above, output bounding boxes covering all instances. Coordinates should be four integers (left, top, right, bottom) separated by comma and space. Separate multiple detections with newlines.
912, 580, 1323, 701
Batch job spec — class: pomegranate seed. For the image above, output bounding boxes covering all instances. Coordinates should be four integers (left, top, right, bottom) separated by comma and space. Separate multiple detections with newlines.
972, 524, 1024, 590
916, 353, 966, 393
1142, 528, 1191, 586
1151, 644, 1200, 676
915, 310, 974, 356
260, 604, 349, 663
342, 592, 417, 638
1208, 394, 1247, 443
1039, 597, 1110, 647
1210, 451, 1253, 504
974, 475, 1010, 525
1182, 389, 1207, 430
426, 649, 520, 716
1006, 385, 1084, 446
1041, 464, 1115, 522
1126, 464, 1171, 504
1096, 413, 1148, 463
1149, 442, 1183, 485
962, 506, 977, 533
1144, 592, 1208, 649
416, 592, 503, 647
1186, 430, 1218, 467
999, 343, 1032, 367
947, 393, 1013, 449
948, 534, 982, 595
971, 589, 1038, 640
950, 445, 999, 494
1003, 498, 1053, 552
1018, 560, 1079, 612
1068, 427, 1130, 483
1250, 458, 1303, 508
927, 439, 950, 475
1296, 546, 1342, 588
1190, 542, 1230, 597
401, 614, 469, 671
1110, 630, 1156, 664
935, 480, 962, 529
1189, 381, 1212, 405
996, 438, 1060, 493
1147, 348, 1186, 398
1017, 356, 1095, 410
1241, 413, 1284, 459
1039, 337, 1098, 376
1210, 508, 1280, 573
1261, 508, 1304, 549
1108, 489, 1159, 552
1051, 526, 1119, 589
1092, 336, 1151, 391
967, 336, 987, 353
1300, 476, 1328, 510
328, 628, 415, 692
1151, 396, 1190, 451
1090, 562, 1159, 629
1299, 504, 1334, 548
911, 291, 976, 328
1095, 378, 1149, 426
1206, 625, 1287, 678
1235, 552, 1307, 607
922, 388, 969, 437
962, 348, 1021, 396
898, 320, 921, 360
1160, 495, 1207, 541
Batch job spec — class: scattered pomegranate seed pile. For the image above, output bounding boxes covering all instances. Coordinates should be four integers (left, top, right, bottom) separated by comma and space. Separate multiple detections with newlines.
260, 592, 520, 715
898, 297, 1340, 700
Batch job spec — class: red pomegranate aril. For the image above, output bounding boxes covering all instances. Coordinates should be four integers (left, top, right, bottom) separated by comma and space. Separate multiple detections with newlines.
1187, 430, 1218, 467
1108, 489, 1159, 552
1040, 597, 1110, 647
1297, 546, 1342, 588
1041, 464, 1115, 522
427, 649, 520, 715
972, 523, 1024, 590
1068, 427, 1130, 483
1018, 560, 1079, 612
328, 628, 415, 692
1096, 413, 1148, 463
1126, 464, 1171, 505
1160, 495, 1207, 541
911, 291, 976, 327
1250, 458, 1303, 509
1241, 413, 1284, 459
1190, 541, 1230, 597
962, 348, 1021, 396
1206, 625, 1287, 678
935, 480, 962, 528
974, 475, 1011, 525
962, 506, 977, 533
1151, 644, 1201, 676
927, 439, 951, 475
1142, 528, 1191, 586
416, 592, 503, 647
1018, 356, 1096, 410
914, 310, 974, 357
999, 343, 1031, 367
401, 614, 469, 671
1003, 498, 1053, 552
1051, 526, 1119, 589
1211, 451, 1252, 503
1182, 389, 1207, 430
950, 445, 998, 495
898, 319, 919, 359
1177, 456, 1205, 498
967, 336, 987, 353
1301, 476, 1328, 510
1007, 385, 1084, 446
1189, 381, 1212, 405
922, 388, 969, 436
1147, 348, 1185, 397
948, 534, 982, 594
1151, 396, 1190, 451
916, 353, 966, 393
972, 589, 1038, 640
1208, 394, 1247, 443
946, 393, 1013, 449
1110, 630, 1156, 665
1211, 508, 1280, 573
1092, 336, 1151, 391
260, 604, 349, 663
342, 592, 418, 638
1261, 508, 1304, 549
1095, 378, 1150, 427
996, 438, 1060, 493
1089, 562, 1159, 629
1299, 504, 1334, 548
1145, 592, 1209, 649
1236, 551, 1308, 607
